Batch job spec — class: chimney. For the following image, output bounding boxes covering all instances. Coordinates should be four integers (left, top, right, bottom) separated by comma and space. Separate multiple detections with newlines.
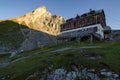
90, 9, 93, 12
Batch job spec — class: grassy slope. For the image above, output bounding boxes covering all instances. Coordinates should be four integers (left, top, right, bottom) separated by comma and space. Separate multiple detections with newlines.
0, 54, 10, 61
0, 41, 120, 80
0, 20, 28, 49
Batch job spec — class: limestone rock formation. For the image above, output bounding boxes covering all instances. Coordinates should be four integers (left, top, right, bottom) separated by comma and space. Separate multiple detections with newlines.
13, 6, 64, 36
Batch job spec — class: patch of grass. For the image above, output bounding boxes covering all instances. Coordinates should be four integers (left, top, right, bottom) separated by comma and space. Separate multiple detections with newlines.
0, 20, 29, 49
0, 41, 120, 79
0, 54, 10, 61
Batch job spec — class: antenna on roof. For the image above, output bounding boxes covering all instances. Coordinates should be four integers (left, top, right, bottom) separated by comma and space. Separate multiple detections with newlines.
76, 14, 79, 19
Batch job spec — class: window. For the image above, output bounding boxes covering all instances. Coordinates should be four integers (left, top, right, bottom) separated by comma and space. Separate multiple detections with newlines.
68, 23, 71, 28
94, 27, 98, 32
97, 16, 100, 23
81, 20, 85, 26
74, 22, 77, 26
88, 17, 94, 24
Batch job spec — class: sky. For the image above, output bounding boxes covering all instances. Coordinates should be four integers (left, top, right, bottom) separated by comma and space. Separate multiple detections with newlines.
0, 0, 120, 29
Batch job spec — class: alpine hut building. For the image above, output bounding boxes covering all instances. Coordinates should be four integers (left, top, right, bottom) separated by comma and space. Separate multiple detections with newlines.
58, 9, 111, 41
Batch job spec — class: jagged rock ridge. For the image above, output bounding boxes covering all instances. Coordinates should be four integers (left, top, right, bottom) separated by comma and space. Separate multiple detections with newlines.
12, 6, 64, 36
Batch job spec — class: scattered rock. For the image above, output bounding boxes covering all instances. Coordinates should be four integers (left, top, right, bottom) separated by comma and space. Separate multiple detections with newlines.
26, 66, 119, 80
100, 69, 106, 72
10, 51, 18, 58
87, 56, 102, 60
87, 69, 95, 72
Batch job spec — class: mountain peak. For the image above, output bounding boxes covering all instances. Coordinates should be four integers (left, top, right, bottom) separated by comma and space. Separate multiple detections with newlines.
33, 6, 47, 15
11, 6, 64, 36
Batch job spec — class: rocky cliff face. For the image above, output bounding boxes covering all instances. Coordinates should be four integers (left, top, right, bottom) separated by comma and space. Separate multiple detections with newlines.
13, 6, 64, 36
0, 6, 65, 54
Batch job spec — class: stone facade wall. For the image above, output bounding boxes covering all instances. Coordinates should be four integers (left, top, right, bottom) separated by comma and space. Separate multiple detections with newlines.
111, 30, 120, 41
